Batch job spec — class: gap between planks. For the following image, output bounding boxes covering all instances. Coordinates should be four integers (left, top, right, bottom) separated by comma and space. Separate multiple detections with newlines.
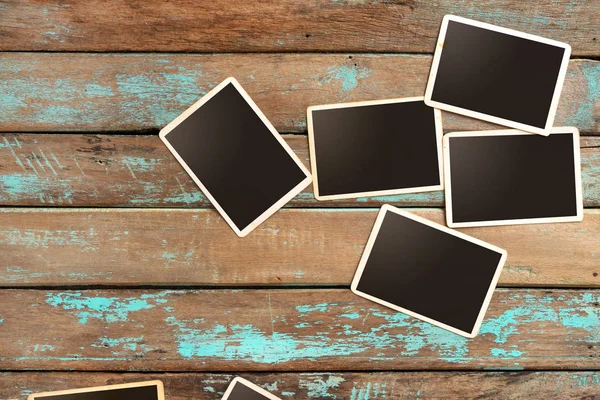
2, 371, 600, 400
0, 133, 598, 208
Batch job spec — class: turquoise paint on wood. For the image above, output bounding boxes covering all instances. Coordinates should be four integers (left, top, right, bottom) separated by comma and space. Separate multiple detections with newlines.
9, 289, 599, 369
44, 291, 170, 324
319, 65, 372, 93
1, 55, 597, 132
567, 61, 600, 131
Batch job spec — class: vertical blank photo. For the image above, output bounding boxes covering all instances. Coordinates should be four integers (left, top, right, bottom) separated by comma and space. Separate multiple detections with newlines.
443, 127, 583, 228
425, 15, 571, 136
221, 377, 281, 400
351, 205, 507, 338
307, 97, 443, 201
160, 77, 312, 237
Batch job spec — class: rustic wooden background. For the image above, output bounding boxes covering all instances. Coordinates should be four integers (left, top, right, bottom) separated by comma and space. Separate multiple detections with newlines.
1, 1, 599, 398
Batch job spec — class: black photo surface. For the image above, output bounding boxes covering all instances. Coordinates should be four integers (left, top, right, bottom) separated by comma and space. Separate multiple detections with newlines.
351, 206, 506, 337
425, 15, 570, 135
160, 78, 311, 236
28, 383, 161, 400
308, 98, 442, 200
222, 378, 281, 400
225, 381, 272, 400
444, 129, 582, 227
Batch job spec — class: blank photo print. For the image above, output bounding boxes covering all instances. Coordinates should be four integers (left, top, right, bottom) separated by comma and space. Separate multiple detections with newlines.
444, 127, 583, 228
222, 377, 281, 400
351, 205, 507, 338
160, 77, 312, 237
307, 97, 443, 200
425, 15, 571, 136
27, 381, 164, 400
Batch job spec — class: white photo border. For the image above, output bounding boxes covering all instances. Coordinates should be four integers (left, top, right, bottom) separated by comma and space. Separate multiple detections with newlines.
350, 204, 507, 338
424, 15, 572, 136
221, 377, 282, 400
443, 127, 584, 228
307, 97, 444, 201
160, 77, 312, 237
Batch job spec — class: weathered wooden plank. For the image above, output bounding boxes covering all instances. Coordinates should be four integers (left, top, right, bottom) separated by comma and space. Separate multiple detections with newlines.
1, 209, 598, 287
2, 134, 598, 208
2, 371, 600, 400
1, 54, 598, 133
0, 289, 598, 371
1, 0, 599, 55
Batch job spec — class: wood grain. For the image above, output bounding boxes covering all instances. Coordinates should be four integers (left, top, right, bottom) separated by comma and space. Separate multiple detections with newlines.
1, 208, 598, 287
2, 371, 600, 400
1, 0, 599, 55
1, 134, 598, 208
1, 54, 598, 133
0, 288, 598, 371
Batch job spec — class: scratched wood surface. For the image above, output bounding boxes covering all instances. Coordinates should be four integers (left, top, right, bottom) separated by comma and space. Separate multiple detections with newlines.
0, 289, 598, 371
1, 54, 599, 133
1, 209, 599, 287
2, 371, 600, 400
1, 0, 599, 56
2, 1, 600, 398
1, 134, 599, 209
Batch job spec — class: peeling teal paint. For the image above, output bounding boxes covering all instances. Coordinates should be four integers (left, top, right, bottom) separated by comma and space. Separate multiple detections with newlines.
299, 375, 345, 398
0, 266, 111, 282
490, 348, 525, 358
165, 304, 472, 364
162, 251, 178, 261
340, 312, 360, 320
32, 344, 56, 353
121, 156, 159, 173
572, 373, 600, 387
296, 303, 332, 315
91, 336, 153, 355
566, 62, 600, 130
479, 295, 559, 345
320, 65, 371, 92
114, 69, 212, 126
0, 228, 98, 251
84, 83, 114, 97
0, 174, 42, 199
44, 292, 170, 324
559, 305, 600, 342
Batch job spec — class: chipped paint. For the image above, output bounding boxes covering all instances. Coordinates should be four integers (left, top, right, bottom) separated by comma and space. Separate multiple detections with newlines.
320, 65, 371, 92
0, 266, 112, 283
32, 344, 56, 353
0, 228, 97, 251
567, 61, 600, 130
121, 156, 159, 173
490, 348, 525, 358
299, 374, 345, 398
114, 68, 211, 126
44, 292, 170, 324
296, 303, 333, 315
161, 291, 600, 365
91, 336, 154, 355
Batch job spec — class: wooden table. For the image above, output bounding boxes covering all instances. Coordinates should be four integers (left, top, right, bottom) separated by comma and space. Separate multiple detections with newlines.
1, 1, 599, 398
